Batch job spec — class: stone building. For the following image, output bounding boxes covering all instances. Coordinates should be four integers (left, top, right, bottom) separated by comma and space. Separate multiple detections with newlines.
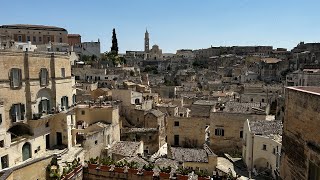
242, 119, 282, 179
280, 87, 320, 180
286, 68, 320, 86
209, 102, 268, 153
260, 58, 288, 82
68, 34, 81, 46
0, 50, 72, 169
121, 128, 160, 156
0, 24, 68, 46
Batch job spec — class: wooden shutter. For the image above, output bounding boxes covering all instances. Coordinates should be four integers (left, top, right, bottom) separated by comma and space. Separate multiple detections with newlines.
10, 105, 16, 122
38, 101, 42, 113
20, 104, 25, 120
9, 70, 13, 88
18, 69, 22, 87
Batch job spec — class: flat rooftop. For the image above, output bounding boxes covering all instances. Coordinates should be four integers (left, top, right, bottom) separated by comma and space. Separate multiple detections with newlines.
287, 86, 320, 95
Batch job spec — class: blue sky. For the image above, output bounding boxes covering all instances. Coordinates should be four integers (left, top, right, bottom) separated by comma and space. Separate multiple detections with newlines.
1, 0, 320, 53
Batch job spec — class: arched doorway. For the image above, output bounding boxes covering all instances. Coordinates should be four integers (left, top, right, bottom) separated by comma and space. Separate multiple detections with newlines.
22, 142, 31, 161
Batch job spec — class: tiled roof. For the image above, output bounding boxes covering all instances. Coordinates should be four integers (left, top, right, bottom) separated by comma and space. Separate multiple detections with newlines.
222, 102, 267, 114
1, 24, 67, 31
261, 58, 282, 64
249, 120, 283, 136
121, 128, 158, 134
145, 109, 164, 117
109, 141, 141, 157
170, 147, 208, 163
118, 156, 149, 167
68, 34, 81, 37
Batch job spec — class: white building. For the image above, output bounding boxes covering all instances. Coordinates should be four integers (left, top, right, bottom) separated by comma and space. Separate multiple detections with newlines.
242, 119, 282, 179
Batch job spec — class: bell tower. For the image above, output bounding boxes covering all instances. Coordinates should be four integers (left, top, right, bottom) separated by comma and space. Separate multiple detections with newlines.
144, 29, 149, 53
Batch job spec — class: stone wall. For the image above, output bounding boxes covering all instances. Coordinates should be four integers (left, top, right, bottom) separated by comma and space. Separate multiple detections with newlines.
280, 87, 320, 180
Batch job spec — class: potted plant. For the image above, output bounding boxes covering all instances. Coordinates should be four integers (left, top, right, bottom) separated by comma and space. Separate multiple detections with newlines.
159, 166, 171, 178
88, 157, 99, 169
176, 167, 190, 180
143, 164, 154, 176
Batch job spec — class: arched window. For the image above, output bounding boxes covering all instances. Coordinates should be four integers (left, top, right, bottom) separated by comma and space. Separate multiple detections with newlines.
22, 142, 32, 161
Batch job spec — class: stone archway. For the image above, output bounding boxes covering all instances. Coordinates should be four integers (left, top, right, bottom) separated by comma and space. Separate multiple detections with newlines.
22, 142, 32, 161
35, 88, 53, 114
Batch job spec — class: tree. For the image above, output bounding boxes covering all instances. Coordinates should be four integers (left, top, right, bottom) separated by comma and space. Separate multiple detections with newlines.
111, 28, 118, 55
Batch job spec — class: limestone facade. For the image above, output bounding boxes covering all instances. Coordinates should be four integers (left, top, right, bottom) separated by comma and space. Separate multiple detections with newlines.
280, 87, 320, 180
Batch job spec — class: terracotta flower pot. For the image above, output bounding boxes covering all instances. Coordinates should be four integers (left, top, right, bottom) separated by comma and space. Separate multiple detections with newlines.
198, 176, 210, 180
128, 168, 138, 174
160, 172, 170, 178
114, 167, 124, 173
177, 174, 188, 180
143, 170, 154, 176
100, 165, 110, 171
88, 164, 98, 169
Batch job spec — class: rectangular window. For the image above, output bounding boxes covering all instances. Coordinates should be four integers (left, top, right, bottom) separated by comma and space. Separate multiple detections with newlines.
18, 35, 22, 42
215, 128, 224, 136
10, 104, 25, 122
309, 161, 320, 180
174, 121, 179, 126
263, 144, 267, 150
27, 36, 30, 42
10, 68, 22, 88
0, 114, 2, 125
47, 36, 51, 42
61, 96, 69, 110
40, 68, 48, 86
174, 135, 179, 146
39, 37, 42, 42
59, 37, 62, 43
81, 110, 85, 115
0, 140, 4, 148
39, 99, 50, 113
61, 68, 65, 78
1, 155, 8, 169
33, 36, 36, 42
240, 131, 243, 138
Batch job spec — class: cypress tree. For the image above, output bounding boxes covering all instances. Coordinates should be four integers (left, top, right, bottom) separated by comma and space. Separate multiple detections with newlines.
111, 28, 118, 55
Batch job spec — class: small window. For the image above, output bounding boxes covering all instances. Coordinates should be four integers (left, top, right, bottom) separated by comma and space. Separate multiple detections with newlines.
263, 144, 267, 150
240, 131, 243, 138
95, 140, 98, 145
10, 104, 25, 122
39, 37, 42, 42
18, 35, 22, 42
215, 128, 224, 136
174, 121, 179, 126
262, 99, 265, 103
33, 36, 36, 42
149, 136, 152, 140
47, 36, 51, 42
0, 114, 2, 125
10, 68, 22, 88
59, 37, 62, 43
61, 68, 65, 78
273, 148, 276, 155
45, 122, 49, 127
0, 140, 4, 148
39, 68, 48, 86
27, 36, 30, 42
81, 110, 85, 115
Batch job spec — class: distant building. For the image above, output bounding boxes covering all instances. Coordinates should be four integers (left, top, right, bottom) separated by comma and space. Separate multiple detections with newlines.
286, 69, 320, 86
68, 34, 81, 46
0, 24, 68, 46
